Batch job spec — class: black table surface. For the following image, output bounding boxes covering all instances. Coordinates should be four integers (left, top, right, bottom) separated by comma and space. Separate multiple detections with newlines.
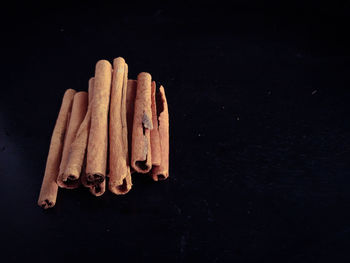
1, 2, 350, 262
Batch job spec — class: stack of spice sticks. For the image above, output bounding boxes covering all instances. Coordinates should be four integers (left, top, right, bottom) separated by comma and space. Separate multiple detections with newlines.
38, 58, 169, 209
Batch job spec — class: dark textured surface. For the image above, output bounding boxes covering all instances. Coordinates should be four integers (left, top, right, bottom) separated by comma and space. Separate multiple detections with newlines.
1, 2, 350, 262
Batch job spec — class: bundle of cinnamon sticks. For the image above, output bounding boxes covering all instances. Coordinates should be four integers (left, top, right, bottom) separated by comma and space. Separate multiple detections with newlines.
38, 58, 169, 209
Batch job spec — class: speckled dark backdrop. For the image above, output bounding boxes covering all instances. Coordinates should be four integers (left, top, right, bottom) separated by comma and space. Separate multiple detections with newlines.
1, 1, 350, 262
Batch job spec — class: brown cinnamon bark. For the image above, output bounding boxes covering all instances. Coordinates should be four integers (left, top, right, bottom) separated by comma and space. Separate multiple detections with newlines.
122, 64, 134, 185
150, 81, 161, 166
57, 91, 88, 188
80, 78, 94, 188
65, 78, 94, 187
126, 80, 137, 174
131, 73, 153, 173
38, 89, 76, 209
86, 60, 112, 196
151, 85, 169, 181
108, 58, 132, 194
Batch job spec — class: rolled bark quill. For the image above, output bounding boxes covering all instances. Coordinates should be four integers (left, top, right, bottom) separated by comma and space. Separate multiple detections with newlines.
64, 78, 94, 187
150, 81, 161, 166
86, 60, 112, 196
126, 79, 137, 174
151, 86, 169, 181
108, 58, 132, 194
38, 89, 76, 209
131, 72, 153, 173
57, 91, 88, 188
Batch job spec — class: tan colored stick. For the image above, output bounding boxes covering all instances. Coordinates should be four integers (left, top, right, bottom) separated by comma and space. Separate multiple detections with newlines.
126, 79, 137, 174
86, 60, 112, 196
131, 72, 153, 173
108, 58, 132, 194
150, 81, 161, 166
38, 89, 76, 209
80, 78, 94, 188
64, 78, 94, 187
151, 86, 169, 181
57, 91, 88, 188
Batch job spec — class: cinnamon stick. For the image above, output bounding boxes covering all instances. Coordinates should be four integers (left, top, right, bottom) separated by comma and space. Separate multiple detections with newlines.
108, 57, 132, 194
57, 91, 88, 188
38, 89, 76, 209
151, 85, 169, 181
64, 78, 94, 187
126, 79, 137, 174
131, 72, 153, 173
150, 81, 161, 166
86, 60, 112, 196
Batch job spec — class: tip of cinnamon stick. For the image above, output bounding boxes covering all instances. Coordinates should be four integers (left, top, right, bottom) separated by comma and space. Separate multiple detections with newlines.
157, 174, 167, 181
138, 72, 152, 80
111, 186, 132, 195
63, 176, 80, 188
109, 178, 132, 195
135, 160, 151, 173
57, 172, 80, 189
87, 173, 104, 184
85, 173, 106, 196
159, 85, 166, 97
65, 88, 76, 93
39, 199, 55, 209
152, 171, 169, 181
96, 59, 112, 68
117, 183, 131, 193
113, 57, 125, 64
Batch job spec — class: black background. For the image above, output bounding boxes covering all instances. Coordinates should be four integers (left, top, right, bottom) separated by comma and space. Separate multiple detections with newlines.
1, 1, 350, 262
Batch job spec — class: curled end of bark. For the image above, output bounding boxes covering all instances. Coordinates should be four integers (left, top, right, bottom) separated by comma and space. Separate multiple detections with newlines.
152, 171, 169, 182
109, 176, 132, 195
84, 173, 106, 196
38, 199, 55, 209
134, 160, 151, 173
57, 173, 80, 189
63, 175, 80, 189
87, 173, 105, 184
